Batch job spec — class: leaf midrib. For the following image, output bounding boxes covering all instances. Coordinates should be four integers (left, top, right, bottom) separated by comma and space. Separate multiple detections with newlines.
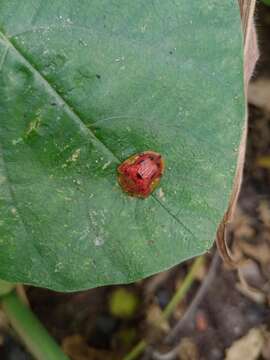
0, 29, 196, 239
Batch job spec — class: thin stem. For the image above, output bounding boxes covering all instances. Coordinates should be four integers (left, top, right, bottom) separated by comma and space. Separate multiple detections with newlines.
162, 256, 204, 320
165, 252, 219, 343
123, 256, 204, 360
1, 290, 69, 360
151, 251, 220, 360
123, 340, 147, 360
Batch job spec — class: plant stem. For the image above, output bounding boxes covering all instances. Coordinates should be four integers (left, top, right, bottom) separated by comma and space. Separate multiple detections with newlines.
123, 256, 204, 360
1, 290, 69, 360
123, 340, 147, 360
166, 252, 219, 343
162, 256, 204, 320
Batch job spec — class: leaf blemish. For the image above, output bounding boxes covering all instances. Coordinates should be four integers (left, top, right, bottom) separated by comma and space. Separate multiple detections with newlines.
157, 187, 165, 200
79, 39, 88, 47
54, 262, 63, 273
67, 148, 81, 163
102, 160, 111, 170
94, 236, 105, 247
73, 179, 81, 186
25, 118, 41, 137
12, 138, 23, 145
89, 210, 107, 247
11, 207, 17, 216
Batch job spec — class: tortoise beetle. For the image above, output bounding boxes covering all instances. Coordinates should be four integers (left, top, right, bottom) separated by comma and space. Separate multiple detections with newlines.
117, 151, 165, 198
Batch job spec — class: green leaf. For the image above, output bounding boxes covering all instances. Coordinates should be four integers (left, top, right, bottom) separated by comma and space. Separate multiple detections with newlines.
0, 1, 244, 291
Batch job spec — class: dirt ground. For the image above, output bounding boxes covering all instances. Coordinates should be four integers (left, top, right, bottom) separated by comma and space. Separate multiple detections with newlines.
1, 3, 270, 360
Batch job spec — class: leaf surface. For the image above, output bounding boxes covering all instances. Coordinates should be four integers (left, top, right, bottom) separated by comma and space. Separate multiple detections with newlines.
0, 0, 244, 290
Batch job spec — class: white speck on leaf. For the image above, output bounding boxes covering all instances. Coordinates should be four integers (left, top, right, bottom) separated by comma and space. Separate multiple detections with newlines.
94, 236, 104, 247
68, 148, 81, 163
11, 208, 17, 215
12, 138, 23, 145
141, 24, 147, 32
79, 39, 88, 46
73, 179, 81, 186
115, 56, 125, 63
89, 210, 107, 247
102, 161, 111, 170
157, 187, 165, 200
54, 262, 63, 273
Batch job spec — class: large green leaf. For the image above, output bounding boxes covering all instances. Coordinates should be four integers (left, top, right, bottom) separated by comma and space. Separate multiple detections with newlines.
0, 1, 244, 291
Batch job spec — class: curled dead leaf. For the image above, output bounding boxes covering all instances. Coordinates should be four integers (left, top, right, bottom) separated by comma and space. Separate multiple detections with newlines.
216, 0, 259, 266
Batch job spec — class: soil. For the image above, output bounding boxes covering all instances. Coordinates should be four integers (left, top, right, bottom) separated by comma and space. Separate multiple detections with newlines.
2, 3, 270, 360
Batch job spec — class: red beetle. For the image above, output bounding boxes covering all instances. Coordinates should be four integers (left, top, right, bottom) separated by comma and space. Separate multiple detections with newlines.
117, 151, 165, 198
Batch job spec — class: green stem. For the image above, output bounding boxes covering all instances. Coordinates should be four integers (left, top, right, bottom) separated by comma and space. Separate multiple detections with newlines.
1, 290, 69, 360
163, 256, 204, 319
123, 340, 147, 360
123, 256, 204, 360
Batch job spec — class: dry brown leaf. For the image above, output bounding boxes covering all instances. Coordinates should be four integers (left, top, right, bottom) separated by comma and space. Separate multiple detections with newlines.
259, 201, 270, 228
233, 208, 255, 240
225, 327, 265, 360
146, 304, 170, 334
248, 79, 270, 113
177, 337, 199, 360
262, 330, 270, 360
216, 0, 258, 266
236, 258, 266, 303
236, 282, 265, 304
237, 242, 270, 265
